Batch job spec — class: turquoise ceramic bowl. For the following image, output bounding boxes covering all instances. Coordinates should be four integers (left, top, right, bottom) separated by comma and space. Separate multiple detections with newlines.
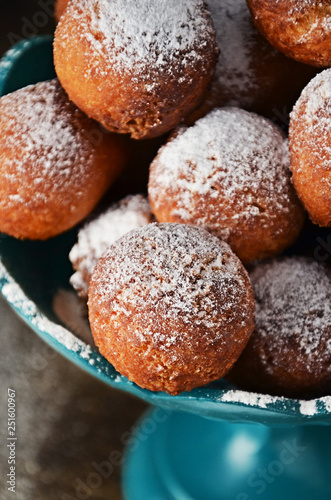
1, 36, 331, 428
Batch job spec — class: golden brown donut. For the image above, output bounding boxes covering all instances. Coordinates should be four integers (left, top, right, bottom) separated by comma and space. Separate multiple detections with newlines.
54, 0, 70, 22
247, 0, 331, 67
289, 69, 331, 226
0, 79, 127, 240
188, 0, 317, 123
54, 0, 219, 140
228, 257, 331, 398
69, 195, 154, 298
149, 108, 305, 265
88, 223, 255, 395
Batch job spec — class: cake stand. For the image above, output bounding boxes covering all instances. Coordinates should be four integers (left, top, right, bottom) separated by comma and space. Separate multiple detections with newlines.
0, 37, 330, 500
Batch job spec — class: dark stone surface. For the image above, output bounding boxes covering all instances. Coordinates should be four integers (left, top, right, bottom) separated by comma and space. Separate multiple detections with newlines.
0, 295, 147, 500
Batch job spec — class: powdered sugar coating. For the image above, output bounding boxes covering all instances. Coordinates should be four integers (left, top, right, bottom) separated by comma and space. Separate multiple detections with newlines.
274, 0, 331, 43
251, 257, 331, 375
247, 0, 331, 66
149, 107, 302, 261
0, 262, 92, 359
207, 0, 255, 106
300, 400, 317, 416
54, 0, 218, 139
88, 223, 254, 393
221, 390, 281, 409
290, 68, 331, 173
60, 0, 217, 80
88, 223, 255, 391
206, 0, 272, 108
70, 195, 154, 297
289, 69, 331, 225
90, 223, 252, 340
0, 78, 126, 239
0, 78, 107, 235
0, 79, 93, 209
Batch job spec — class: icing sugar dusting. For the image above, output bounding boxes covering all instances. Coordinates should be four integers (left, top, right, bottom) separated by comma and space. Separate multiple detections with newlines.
284, 0, 331, 43
0, 79, 94, 209
320, 396, 331, 413
221, 390, 281, 408
70, 195, 154, 297
149, 108, 294, 241
251, 257, 331, 374
63, 0, 217, 78
290, 68, 331, 173
206, 0, 264, 106
300, 400, 317, 416
89, 223, 253, 349
220, 389, 331, 416
0, 261, 92, 359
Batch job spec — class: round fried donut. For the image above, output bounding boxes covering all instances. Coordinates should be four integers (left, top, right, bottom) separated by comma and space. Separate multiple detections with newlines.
149, 108, 305, 265
88, 223, 255, 395
188, 0, 317, 123
54, 0, 219, 139
228, 257, 331, 398
0, 79, 126, 240
247, 0, 331, 67
289, 69, 331, 226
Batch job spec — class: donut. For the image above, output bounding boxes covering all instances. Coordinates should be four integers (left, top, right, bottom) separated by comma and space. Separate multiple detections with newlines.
228, 257, 331, 398
0, 79, 126, 240
247, 0, 331, 67
148, 108, 305, 265
88, 223, 255, 395
70, 194, 154, 298
289, 69, 331, 227
188, 0, 317, 123
54, 0, 69, 22
54, 0, 219, 140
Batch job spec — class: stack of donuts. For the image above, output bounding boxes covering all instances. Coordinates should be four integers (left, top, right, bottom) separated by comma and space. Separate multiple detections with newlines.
1, 0, 331, 397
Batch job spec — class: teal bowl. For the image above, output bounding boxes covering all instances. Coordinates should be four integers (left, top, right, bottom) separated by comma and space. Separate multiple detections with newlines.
1, 36, 331, 500
0, 35, 330, 426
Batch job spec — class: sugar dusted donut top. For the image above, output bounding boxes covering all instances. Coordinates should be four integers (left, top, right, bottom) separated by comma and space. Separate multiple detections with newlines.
70, 195, 154, 297
269, 0, 331, 44
149, 108, 294, 242
290, 68, 331, 173
88, 222, 255, 393
206, 0, 272, 107
89, 223, 253, 347
62, 0, 217, 80
251, 257, 331, 375
0, 78, 127, 240
0, 79, 95, 210
289, 69, 331, 225
247, 0, 331, 66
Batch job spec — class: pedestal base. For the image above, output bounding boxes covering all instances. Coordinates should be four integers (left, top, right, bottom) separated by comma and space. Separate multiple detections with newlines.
123, 409, 331, 500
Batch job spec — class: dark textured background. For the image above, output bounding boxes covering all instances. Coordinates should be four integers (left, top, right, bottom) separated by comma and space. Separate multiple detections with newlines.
0, 3, 147, 499
0, 0, 55, 53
